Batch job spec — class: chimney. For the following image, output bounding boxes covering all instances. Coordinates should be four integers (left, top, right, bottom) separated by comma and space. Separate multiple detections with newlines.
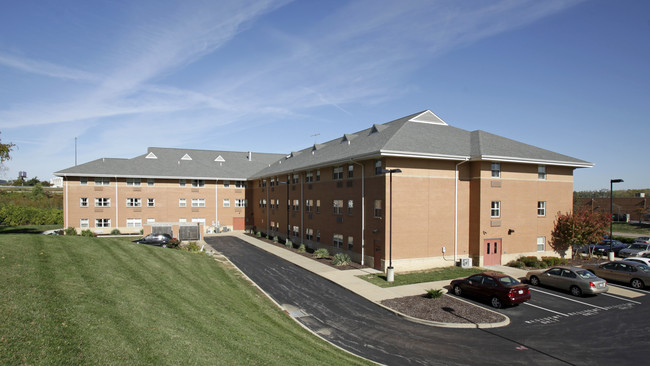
248, 151, 252, 161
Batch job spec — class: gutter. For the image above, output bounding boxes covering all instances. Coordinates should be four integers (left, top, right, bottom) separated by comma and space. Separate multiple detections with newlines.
351, 160, 366, 266
455, 159, 469, 263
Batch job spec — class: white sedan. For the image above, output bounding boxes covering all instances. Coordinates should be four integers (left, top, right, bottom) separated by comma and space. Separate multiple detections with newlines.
625, 257, 650, 266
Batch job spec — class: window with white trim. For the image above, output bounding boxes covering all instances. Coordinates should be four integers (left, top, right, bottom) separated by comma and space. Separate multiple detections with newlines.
293, 199, 299, 211
147, 218, 155, 224
306, 228, 313, 241
126, 218, 142, 227
316, 200, 320, 213
537, 236, 546, 252
223, 199, 230, 207
375, 160, 382, 175
179, 218, 187, 223
316, 230, 320, 242
223, 180, 230, 188
537, 201, 546, 216
333, 233, 343, 248
491, 163, 500, 178
347, 200, 354, 215
80, 197, 88, 207
179, 198, 186, 207
292, 174, 299, 184
235, 181, 246, 188
292, 225, 299, 237
126, 198, 142, 207
333, 199, 343, 214
374, 200, 382, 218
95, 198, 110, 207
347, 236, 354, 250
348, 164, 354, 178
491, 201, 501, 218
305, 199, 313, 212
179, 179, 186, 187
95, 177, 110, 186
305, 171, 313, 183
316, 169, 321, 181
192, 198, 206, 207
80, 219, 89, 228
147, 198, 155, 207
192, 179, 205, 188
95, 218, 110, 228
333, 166, 343, 180
235, 199, 247, 207
80, 177, 88, 185
147, 178, 155, 187
126, 178, 141, 186
538, 165, 546, 180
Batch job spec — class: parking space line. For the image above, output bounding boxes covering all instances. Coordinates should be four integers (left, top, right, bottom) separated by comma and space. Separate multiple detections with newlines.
530, 288, 608, 310
523, 302, 569, 316
609, 283, 650, 295
602, 293, 642, 304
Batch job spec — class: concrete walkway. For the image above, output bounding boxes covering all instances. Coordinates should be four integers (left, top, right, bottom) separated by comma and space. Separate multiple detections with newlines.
208, 232, 524, 302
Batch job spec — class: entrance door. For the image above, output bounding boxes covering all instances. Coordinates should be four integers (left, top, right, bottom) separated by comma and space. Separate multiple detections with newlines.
233, 217, 245, 231
483, 239, 502, 266
374, 240, 383, 270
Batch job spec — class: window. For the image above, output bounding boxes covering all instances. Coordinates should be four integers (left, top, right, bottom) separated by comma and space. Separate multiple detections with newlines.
80, 198, 88, 207
374, 200, 382, 218
333, 200, 343, 214
147, 198, 155, 207
95, 177, 110, 186
95, 218, 110, 228
537, 201, 546, 216
306, 171, 313, 183
537, 237, 545, 252
192, 198, 205, 207
192, 179, 205, 188
147, 218, 155, 224
235, 181, 246, 188
348, 200, 354, 215
316, 200, 321, 213
147, 178, 155, 187
491, 163, 500, 178
375, 160, 383, 175
292, 174, 299, 184
223, 199, 231, 207
262, 199, 267, 208
126, 198, 142, 207
95, 198, 110, 207
491, 201, 501, 218
126, 218, 142, 227
347, 236, 354, 250
287, 199, 291, 210
292, 226, 299, 237
305, 199, 313, 212
538, 165, 546, 180
80, 219, 89, 228
316, 230, 321, 242
223, 180, 230, 188
333, 166, 343, 180
306, 228, 313, 241
80, 177, 88, 185
316, 169, 321, 181
348, 164, 354, 178
179, 198, 186, 207
126, 178, 141, 186
179, 218, 187, 223
179, 179, 186, 187
235, 199, 247, 207
333, 233, 343, 248
293, 199, 299, 211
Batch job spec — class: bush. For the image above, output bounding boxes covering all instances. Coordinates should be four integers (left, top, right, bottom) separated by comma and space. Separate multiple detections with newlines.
64, 227, 77, 236
186, 242, 201, 253
285, 240, 293, 249
273, 236, 278, 242
331, 253, 351, 266
542, 256, 568, 266
298, 244, 306, 253
506, 260, 525, 268
520, 256, 541, 267
110, 229, 121, 235
167, 238, 180, 248
425, 289, 444, 299
81, 229, 95, 237
256, 232, 261, 237
313, 248, 329, 259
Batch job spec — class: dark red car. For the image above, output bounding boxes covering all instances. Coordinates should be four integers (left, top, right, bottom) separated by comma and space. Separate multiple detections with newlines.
450, 272, 530, 308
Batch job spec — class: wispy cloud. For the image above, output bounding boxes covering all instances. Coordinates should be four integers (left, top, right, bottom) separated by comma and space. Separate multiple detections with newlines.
0, 53, 100, 82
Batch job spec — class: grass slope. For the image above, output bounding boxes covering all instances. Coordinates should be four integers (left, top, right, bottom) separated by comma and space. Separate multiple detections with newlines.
0, 234, 371, 365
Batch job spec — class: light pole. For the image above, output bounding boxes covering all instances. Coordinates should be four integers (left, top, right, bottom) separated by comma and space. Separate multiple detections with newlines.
609, 178, 623, 259
382, 168, 402, 282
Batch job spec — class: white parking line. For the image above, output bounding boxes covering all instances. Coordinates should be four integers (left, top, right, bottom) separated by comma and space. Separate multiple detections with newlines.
602, 293, 643, 304
523, 302, 569, 316
608, 283, 650, 295
530, 288, 608, 310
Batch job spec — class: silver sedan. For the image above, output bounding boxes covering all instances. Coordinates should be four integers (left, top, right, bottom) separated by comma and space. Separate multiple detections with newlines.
582, 260, 650, 289
526, 266, 608, 296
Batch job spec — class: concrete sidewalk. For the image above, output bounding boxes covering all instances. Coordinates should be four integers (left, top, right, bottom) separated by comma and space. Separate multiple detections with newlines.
212, 232, 521, 302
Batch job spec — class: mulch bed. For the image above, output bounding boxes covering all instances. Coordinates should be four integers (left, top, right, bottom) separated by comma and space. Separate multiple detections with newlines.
381, 294, 507, 324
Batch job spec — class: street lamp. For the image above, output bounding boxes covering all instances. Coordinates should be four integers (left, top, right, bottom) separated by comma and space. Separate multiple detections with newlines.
609, 178, 624, 259
382, 168, 402, 282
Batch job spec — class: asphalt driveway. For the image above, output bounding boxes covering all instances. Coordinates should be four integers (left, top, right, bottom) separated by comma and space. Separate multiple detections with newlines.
205, 235, 648, 366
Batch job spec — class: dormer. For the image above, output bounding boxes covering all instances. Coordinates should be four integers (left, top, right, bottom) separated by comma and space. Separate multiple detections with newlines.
181, 154, 192, 160
408, 110, 448, 125
145, 152, 158, 159
214, 155, 225, 162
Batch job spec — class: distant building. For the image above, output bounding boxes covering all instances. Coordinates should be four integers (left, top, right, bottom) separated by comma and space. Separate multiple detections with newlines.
49, 177, 63, 188
55, 110, 593, 271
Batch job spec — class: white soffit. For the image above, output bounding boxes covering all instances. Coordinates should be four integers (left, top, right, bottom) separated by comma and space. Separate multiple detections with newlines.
408, 110, 448, 125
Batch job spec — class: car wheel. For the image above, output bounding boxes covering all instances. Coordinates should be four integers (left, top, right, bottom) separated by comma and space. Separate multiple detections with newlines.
529, 276, 540, 286
570, 286, 582, 297
453, 285, 462, 296
491, 296, 503, 309
631, 278, 645, 289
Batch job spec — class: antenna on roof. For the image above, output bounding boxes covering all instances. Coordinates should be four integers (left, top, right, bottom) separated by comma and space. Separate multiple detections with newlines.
75, 137, 78, 166
311, 133, 320, 144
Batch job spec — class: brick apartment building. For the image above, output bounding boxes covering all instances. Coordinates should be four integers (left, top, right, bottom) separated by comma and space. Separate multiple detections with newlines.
55, 110, 593, 271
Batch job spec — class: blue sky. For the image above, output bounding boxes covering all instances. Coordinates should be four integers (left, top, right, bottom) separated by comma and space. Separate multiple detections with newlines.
0, 0, 648, 191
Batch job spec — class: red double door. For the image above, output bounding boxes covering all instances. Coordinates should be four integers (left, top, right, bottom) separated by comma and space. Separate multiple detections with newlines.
483, 239, 502, 265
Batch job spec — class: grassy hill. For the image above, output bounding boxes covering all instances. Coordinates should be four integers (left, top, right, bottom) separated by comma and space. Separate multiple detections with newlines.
0, 233, 371, 365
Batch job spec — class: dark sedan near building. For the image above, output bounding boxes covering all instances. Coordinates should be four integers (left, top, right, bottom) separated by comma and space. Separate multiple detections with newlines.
450, 272, 531, 308
133, 233, 173, 247
577, 240, 629, 256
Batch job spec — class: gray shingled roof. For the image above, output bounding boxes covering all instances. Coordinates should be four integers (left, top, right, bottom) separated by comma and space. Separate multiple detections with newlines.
54, 110, 593, 179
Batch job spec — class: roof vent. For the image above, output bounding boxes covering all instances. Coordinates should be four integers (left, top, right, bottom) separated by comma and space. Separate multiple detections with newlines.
370, 124, 388, 134
181, 154, 192, 160
408, 110, 448, 125
342, 134, 357, 145
146, 152, 158, 159
247, 151, 252, 161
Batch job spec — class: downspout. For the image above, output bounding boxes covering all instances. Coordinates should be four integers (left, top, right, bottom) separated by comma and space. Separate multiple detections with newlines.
64, 176, 68, 229
300, 172, 304, 244
215, 179, 219, 229
352, 160, 365, 266
455, 159, 469, 263
115, 176, 119, 230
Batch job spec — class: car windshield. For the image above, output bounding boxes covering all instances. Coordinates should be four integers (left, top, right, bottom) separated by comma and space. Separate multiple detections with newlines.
498, 276, 520, 286
576, 270, 597, 279
630, 244, 647, 250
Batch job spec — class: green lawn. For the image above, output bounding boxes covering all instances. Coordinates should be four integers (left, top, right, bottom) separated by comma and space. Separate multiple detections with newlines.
0, 233, 371, 365
358, 266, 485, 288
612, 222, 650, 235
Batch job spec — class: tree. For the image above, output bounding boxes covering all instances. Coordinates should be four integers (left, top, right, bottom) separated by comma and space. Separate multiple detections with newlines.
550, 208, 610, 258
0, 131, 15, 166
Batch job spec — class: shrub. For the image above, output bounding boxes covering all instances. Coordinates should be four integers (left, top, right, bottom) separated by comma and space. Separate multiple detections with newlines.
81, 229, 95, 237
285, 240, 293, 249
298, 244, 306, 253
167, 238, 180, 248
64, 227, 77, 236
425, 289, 444, 299
331, 253, 351, 266
313, 248, 329, 259
186, 242, 201, 253
110, 229, 121, 235
542, 256, 568, 266
520, 256, 541, 268
506, 260, 525, 268
273, 236, 278, 242
256, 232, 261, 237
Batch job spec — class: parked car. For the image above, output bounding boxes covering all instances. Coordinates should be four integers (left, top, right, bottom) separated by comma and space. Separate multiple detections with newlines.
577, 240, 629, 256
635, 236, 650, 244
450, 272, 531, 308
618, 243, 650, 258
525, 266, 608, 296
582, 260, 650, 289
624, 257, 650, 266
133, 233, 173, 247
